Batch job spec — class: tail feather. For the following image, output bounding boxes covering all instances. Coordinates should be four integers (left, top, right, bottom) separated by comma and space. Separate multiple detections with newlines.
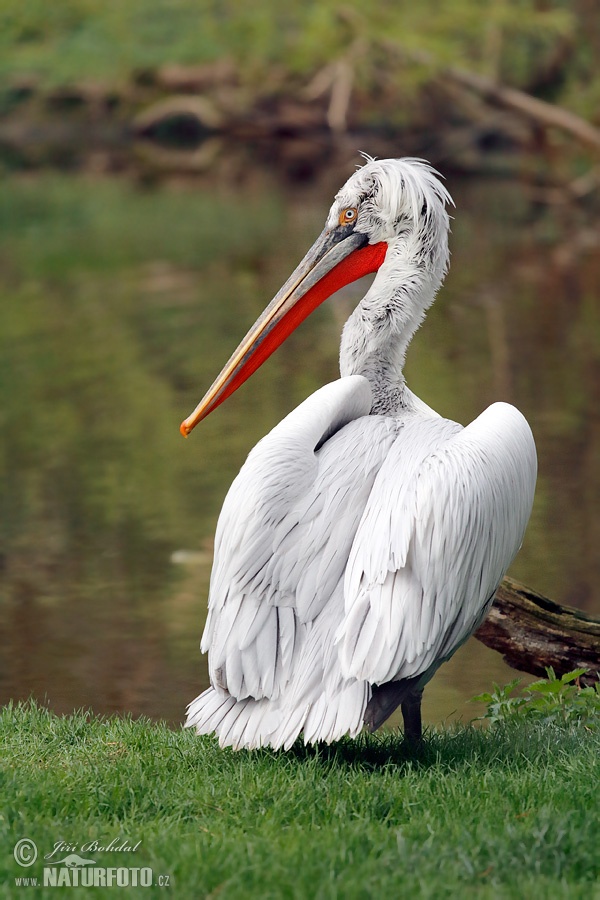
185, 687, 236, 732
235, 701, 274, 750
185, 678, 369, 750
217, 698, 256, 749
187, 597, 372, 749
186, 687, 281, 749
303, 680, 368, 745
270, 702, 310, 751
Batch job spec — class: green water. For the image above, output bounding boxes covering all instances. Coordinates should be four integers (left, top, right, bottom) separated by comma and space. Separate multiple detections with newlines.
1, 165, 598, 727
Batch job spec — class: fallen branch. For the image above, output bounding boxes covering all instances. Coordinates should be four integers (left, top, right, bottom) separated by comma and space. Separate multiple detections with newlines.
382, 39, 600, 154
132, 96, 223, 136
475, 576, 600, 686
443, 65, 600, 154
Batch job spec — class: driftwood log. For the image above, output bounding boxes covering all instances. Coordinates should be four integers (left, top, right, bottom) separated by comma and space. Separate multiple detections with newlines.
441, 65, 600, 154
380, 38, 600, 156
475, 577, 600, 686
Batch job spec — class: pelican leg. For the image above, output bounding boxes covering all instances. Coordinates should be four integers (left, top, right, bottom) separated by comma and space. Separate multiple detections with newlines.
400, 690, 423, 745
364, 677, 424, 739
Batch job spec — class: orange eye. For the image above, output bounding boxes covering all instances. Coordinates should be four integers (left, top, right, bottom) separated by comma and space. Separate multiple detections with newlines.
339, 207, 358, 226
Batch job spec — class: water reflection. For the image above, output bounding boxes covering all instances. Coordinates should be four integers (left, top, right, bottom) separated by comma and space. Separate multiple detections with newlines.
1, 164, 598, 727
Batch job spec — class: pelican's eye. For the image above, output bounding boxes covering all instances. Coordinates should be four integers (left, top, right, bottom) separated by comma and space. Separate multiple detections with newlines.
339, 207, 358, 226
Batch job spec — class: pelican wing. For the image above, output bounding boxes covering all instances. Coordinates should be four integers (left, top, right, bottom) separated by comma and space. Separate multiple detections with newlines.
338, 402, 537, 684
202, 375, 400, 703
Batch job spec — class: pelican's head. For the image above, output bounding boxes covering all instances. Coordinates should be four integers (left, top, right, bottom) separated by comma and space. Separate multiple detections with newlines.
181, 157, 452, 435
330, 155, 451, 274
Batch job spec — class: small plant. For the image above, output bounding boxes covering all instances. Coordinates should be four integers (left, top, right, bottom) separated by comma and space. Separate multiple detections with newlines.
473, 668, 600, 727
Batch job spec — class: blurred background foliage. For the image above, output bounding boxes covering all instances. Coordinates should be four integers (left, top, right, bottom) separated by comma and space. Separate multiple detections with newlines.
0, 0, 596, 117
0, 1, 598, 724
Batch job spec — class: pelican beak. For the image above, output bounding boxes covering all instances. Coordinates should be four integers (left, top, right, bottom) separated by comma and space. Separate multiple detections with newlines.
180, 226, 387, 436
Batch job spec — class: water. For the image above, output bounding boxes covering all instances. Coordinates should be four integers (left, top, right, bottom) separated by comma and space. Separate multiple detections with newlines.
1, 162, 598, 729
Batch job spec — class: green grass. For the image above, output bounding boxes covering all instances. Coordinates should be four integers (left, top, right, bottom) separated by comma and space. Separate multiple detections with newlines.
1, 702, 598, 898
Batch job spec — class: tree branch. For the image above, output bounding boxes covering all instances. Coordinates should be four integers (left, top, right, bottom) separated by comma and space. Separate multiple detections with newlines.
381, 39, 600, 154
475, 577, 600, 686
443, 65, 600, 153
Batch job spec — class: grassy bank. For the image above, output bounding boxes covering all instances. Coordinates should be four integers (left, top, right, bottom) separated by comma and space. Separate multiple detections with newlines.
0, 701, 597, 898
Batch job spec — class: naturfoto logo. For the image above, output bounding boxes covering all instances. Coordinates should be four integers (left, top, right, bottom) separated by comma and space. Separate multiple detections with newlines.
13, 838, 170, 890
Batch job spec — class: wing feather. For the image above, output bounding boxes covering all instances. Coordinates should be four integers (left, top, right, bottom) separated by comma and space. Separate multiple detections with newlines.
338, 402, 537, 685
201, 376, 399, 702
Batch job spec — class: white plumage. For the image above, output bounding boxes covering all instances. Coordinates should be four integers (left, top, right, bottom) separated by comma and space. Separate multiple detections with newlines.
182, 157, 537, 749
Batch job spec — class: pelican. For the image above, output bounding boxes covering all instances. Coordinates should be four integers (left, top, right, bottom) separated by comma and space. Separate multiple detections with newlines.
182, 157, 537, 749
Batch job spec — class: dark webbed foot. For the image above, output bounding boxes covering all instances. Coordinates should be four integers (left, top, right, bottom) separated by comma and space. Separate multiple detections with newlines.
364, 679, 424, 744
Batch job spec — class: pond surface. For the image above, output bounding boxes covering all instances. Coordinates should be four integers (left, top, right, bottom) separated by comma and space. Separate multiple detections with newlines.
1, 157, 599, 729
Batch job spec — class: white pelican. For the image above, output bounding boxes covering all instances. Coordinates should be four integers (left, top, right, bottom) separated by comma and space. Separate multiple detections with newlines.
182, 157, 537, 749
